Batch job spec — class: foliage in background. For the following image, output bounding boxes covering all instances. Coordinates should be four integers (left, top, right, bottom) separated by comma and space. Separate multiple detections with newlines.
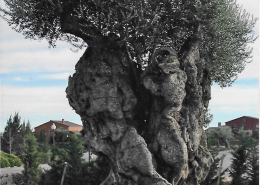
35, 130, 52, 164
229, 129, 258, 185
54, 128, 70, 143
215, 127, 233, 148
246, 145, 259, 185
201, 143, 230, 185
252, 129, 259, 140
39, 134, 110, 185
1, 113, 32, 156
201, 151, 221, 185
207, 132, 219, 149
21, 132, 41, 185
20, 120, 33, 143
81, 156, 111, 185
1, 113, 21, 155
39, 134, 87, 185
229, 145, 247, 185
0, 151, 22, 168
203, 109, 213, 128
206, 126, 233, 149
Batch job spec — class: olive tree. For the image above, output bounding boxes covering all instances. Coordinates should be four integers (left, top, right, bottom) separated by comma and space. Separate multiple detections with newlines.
0, 0, 256, 184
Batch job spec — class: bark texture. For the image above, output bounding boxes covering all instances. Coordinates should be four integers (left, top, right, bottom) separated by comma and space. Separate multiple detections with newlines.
66, 44, 213, 185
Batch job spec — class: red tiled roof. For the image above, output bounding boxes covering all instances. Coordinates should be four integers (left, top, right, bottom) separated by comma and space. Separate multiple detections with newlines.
51, 120, 82, 127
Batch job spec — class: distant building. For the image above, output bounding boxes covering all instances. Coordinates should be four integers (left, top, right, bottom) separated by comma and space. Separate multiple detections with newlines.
205, 122, 230, 133
225, 116, 259, 133
34, 119, 83, 136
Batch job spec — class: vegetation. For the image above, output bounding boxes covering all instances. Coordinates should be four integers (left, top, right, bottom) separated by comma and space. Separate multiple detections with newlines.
1, 113, 22, 155
229, 129, 259, 185
80, 156, 110, 185
20, 132, 42, 185
246, 145, 259, 185
35, 130, 52, 164
53, 128, 70, 144
201, 151, 221, 185
205, 127, 259, 185
203, 129, 229, 185
40, 134, 110, 185
20, 120, 33, 143
0, 151, 22, 168
203, 110, 213, 128
1, 125, 110, 185
229, 145, 247, 185
206, 126, 233, 150
0, 0, 257, 87
40, 135, 84, 185
1, 113, 32, 156
216, 127, 233, 148
207, 132, 219, 149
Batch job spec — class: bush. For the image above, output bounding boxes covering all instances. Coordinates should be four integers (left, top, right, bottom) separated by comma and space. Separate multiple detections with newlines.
229, 130, 258, 185
40, 150, 52, 164
21, 132, 41, 184
8, 154, 22, 167
0, 154, 10, 167
39, 156, 110, 185
0, 152, 22, 167
81, 156, 110, 185
38, 134, 110, 185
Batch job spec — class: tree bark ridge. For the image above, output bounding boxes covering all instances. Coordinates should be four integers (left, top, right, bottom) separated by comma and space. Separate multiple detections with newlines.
66, 44, 213, 184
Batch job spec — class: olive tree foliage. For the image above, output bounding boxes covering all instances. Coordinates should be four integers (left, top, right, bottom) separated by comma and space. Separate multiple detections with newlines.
203, 109, 213, 128
0, 0, 256, 87
213, 126, 233, 148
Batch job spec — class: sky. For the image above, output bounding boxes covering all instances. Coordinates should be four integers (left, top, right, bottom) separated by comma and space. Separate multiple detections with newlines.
0, 0, 259, 132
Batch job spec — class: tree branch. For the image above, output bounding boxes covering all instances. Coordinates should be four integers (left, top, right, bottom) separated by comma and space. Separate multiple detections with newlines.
60, 12, 104, 48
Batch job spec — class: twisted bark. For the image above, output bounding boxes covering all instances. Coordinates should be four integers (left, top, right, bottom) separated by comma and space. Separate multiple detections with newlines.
66, 43, 213, 184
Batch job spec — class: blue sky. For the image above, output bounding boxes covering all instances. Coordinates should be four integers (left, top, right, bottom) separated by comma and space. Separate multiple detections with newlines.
0, 0, 259, 132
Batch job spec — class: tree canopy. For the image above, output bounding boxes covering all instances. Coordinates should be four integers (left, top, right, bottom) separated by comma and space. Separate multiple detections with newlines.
1, 113, 22, 154
21, 132, 41, 184
1, 113, 32, 155
0, 0, 257, 86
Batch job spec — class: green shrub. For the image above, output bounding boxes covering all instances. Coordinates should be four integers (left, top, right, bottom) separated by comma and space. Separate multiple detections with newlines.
40, 150, 52, 164
0, 152, 22, 167
0, 154, 10, 167
8, 154, 22, 167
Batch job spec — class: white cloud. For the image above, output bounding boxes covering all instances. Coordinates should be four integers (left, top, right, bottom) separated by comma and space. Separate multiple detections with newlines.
13, 77, 22, 81
0, 85, 80, 130
0, 49, 84, 74
1, 85, 70, 115
39, 72, 73, 80
0, 24, 80, 53
0, 14, 85, 75
209, 85, 258, 113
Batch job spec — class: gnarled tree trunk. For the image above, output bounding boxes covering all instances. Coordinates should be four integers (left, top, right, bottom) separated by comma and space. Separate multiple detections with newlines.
66, 42, 213, 184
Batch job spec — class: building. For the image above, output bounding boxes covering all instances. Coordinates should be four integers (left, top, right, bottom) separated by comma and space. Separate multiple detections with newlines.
225, 116, 259, 133
205, 122, 231, 134
34, 119, 83, 136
